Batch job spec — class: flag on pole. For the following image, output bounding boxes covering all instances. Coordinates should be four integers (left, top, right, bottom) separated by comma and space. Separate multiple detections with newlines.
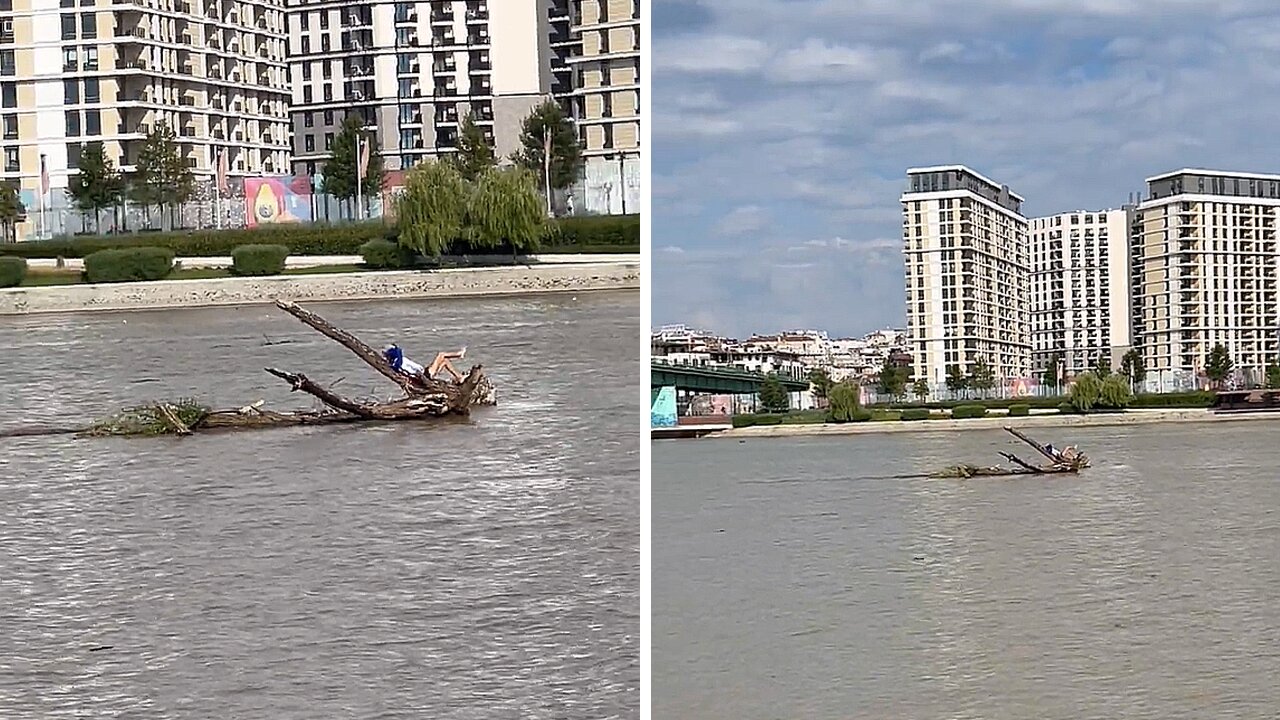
39, 154, 49, 198
358, 134, 369, 182
215, 147, 229, 195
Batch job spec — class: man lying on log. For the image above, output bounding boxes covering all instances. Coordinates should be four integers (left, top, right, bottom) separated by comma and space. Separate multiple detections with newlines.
383, 344, 468, 382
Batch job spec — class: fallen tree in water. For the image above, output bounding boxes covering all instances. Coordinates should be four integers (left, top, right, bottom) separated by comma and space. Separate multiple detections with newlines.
5, 300, 495, 439
930, 426, 1091, 478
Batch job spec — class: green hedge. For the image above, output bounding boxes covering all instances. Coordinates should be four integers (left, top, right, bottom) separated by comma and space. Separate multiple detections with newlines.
1007, 404, 1031, 417
1131, 391, 1214, 408
0, 215, 641, 259
828, 408, 873, 423
359, 238, 416, 269
900, 408, 931, 421
84, 247, 174, 283
877, 391, 1214, 411
1058, 402, 1076, 414
0, 256, 26, 287
231, 244, 289, 276
951, 404, 988, 419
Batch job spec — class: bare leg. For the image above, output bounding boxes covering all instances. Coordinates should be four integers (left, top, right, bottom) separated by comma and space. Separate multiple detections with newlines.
427, 348, 467, 381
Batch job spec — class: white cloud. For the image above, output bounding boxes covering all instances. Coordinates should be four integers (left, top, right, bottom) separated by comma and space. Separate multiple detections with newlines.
653, 34, 771, 74
767, 39, 888, 84
713, 205, 770, 236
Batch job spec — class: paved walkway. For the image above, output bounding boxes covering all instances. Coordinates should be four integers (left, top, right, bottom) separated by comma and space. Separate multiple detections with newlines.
26, 253, 638, 271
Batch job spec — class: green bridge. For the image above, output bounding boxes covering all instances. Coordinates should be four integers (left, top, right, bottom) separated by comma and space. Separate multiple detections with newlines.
651, 362, 811, 394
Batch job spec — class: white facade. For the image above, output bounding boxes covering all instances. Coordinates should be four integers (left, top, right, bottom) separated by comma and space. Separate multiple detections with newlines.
902, 165, 1031, 386
1029, 209, 1132, 377
1132, 169, 1280, 383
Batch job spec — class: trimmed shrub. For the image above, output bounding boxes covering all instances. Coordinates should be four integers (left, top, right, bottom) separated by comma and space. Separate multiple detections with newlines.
0, 256, 26, 287
829, 408, 873, 423
83, 247, 174, 283
359, 239, 416, 269
1058, 402, 1076, 414
1131, 391, 1214, 408
731, 415, 755, 428
230, 244, 289, 276
0, 216, 640, 260
900, 408, 931, 421
1007, 404, 1031, 417
951, 404, 988, 420
753, 414, 783, 426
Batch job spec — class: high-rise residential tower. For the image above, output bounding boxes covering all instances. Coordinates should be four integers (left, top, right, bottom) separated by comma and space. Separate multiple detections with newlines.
1029, 209, 1133, 378
1131, 169, 1280, 385
568, 0, 639, 215
902, 165, 1031, 388
286, 0, 554, 176
2, 0, 291, 237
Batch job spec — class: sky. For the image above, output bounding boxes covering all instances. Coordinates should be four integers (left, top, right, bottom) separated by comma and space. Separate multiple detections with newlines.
651, 0, 1280, 339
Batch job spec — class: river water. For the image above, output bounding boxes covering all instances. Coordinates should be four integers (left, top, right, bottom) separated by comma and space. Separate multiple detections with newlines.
653, 424, 1280, 719
0, 292, 639, 719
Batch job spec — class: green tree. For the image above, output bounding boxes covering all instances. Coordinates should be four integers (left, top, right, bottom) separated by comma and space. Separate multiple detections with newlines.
945, 364, 967, 397
1205, 343, 1234, 389
513, 99, 583, 202
465, 165, 548, 254
968, 356, 996, 398
1266, 362, 1280, 389
758, 373, 790, 413
67, 141, 125, 233
1095, 355, 1112, 378
912, 377, 929, 403
132, 121, 186, 229
877, 357, 907, 399
827, 380, 863, 422
1041, 353, 1062, 393
451, 111, 496, 182
395, 159, 468, 257
1099, 374, 1134, 410
1119, 348, 1145, 392
0, 180, 24, 242
1069, 371, 1103, 413
807, 368, 834, 401
322, 115, 386, 217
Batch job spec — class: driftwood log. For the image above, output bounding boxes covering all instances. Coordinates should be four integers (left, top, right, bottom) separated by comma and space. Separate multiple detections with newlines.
933, 427, 1091, 478
1, 300, 496, 439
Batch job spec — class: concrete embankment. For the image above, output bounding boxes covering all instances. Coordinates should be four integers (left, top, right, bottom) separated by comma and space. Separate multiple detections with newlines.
23, 253, 640, 271
714, 408, 1277, 439
0, 261, 639, 315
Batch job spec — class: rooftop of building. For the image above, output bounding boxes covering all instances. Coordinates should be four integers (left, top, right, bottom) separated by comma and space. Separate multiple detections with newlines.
905, 164, 1026, 203
1146, 168, 1280, 183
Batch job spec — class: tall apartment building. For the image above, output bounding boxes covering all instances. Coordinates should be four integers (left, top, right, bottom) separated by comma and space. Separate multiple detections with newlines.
2, 0, 291, 238
286, 0, 555, 176
1029, 209, 1133, 377
568, 0, 639, 215
1131, 169, 1280, 384
902, 165, 1031, 387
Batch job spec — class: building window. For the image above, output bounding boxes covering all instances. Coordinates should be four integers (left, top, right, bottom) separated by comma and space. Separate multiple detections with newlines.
80, 13, 95, 39
61, 13, 76, 39
85, 46, 97, 70
302, 63, 311, 80
321, 35, 330, 52
3, 146, 17, 172
1, 83, 14, 108
323, 109, 333, 124
1, 113, 15, 139
303, 85, 312, 103
66, 110, 81, 136
83, 77, 99, 102
304, 134, 315, 152
85, 109, 100, 135
63, 79, 79, 104
304, 112, 314, 128
0, 49, 13, 76
323, 84, 332, 102
300, 35, 310, 54
324, 132, 333, 150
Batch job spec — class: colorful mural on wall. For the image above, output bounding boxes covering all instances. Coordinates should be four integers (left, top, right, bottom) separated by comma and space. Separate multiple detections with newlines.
651, 386, 678, 428
243, 176, 313, 227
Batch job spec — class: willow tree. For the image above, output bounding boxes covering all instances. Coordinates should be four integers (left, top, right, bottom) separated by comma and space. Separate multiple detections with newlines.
395, 159, 468, 257
465, 166, 548, 254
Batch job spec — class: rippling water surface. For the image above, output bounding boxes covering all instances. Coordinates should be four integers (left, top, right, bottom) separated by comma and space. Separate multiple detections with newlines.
654, 425, 1280, 719
0, 292, 639, 719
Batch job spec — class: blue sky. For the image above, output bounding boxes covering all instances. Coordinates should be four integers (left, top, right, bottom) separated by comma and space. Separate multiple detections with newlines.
651, 0, 1280, 338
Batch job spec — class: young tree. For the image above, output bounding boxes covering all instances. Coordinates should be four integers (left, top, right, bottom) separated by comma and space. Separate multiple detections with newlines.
758, 373, 790, 413
1266, 362, 1280, 390
466, 166, 548, 254
968, 356, 996, 399
322, 115, 386, 217
1205, 343, 1234, 390
877, 357, 907, 399
1119, 348, 1146, 392
945, 364, 967, 398
133, 121, 184, 229
395, 159, 468, 257
452, 110, 495, 182
67, 141, 125, 233
827, 380, 863, 422
0, 180, 25, 242
912, 377, 929, 403
1069, 371, 1103, 413
513, 99, 583, 201
1041, 353, 1062, 393
1095, 355, 1112, 378
807, 368, 834, 401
